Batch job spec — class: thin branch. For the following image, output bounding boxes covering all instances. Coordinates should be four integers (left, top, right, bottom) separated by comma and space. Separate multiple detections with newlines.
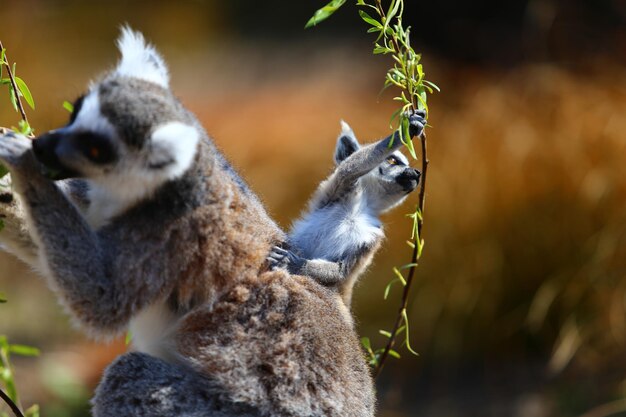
0, 389, 25, 417
0, 41, 29, 125
373, 130, 428, 378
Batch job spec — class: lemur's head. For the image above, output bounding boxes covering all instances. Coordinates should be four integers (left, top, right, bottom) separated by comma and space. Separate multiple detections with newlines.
31, 27, 200, 195
334, 122, 420, 213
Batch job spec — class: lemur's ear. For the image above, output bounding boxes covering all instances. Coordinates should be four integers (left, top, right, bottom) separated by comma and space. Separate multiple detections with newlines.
148, 122, 199, 178
334, 121, 360, 165
114, 26, 169, 87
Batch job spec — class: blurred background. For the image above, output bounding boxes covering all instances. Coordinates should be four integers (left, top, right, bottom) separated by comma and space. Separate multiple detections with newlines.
1, 0, 626, 416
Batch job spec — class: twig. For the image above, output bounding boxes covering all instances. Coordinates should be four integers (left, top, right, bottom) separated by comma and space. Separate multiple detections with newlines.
0, 389, 25, 417
373, 130, 428, 378
0, 41, 29, 125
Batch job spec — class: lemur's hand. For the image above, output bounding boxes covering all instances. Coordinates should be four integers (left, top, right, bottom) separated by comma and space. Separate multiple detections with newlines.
0, 173, 15, 206
0, 131, 38, 174
408, 110, 427, 138
267, 246, 305, 274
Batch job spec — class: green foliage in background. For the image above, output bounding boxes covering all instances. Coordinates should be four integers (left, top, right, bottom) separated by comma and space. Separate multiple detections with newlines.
307, 0, 438, 375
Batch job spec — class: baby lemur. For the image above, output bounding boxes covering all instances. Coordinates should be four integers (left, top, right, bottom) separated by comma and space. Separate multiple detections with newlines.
268, 115, 424, 306
0, 28, 375, 417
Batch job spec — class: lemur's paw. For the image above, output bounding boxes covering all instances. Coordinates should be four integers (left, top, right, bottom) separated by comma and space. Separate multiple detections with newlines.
0, 131, 35, 171
267, 246, 292, 271
408, 110, 427, 138
0, 173, 12, 205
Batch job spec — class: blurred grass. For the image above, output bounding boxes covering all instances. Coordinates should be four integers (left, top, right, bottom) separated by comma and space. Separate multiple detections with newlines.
1, 2, 626, 416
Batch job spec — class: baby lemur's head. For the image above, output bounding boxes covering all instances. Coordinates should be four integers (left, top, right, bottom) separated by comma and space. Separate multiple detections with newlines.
31, 27, 200, 195
335, 121, 421, 213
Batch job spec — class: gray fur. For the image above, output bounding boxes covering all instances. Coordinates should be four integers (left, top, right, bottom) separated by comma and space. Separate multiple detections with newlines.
0, 29, 374, 416
268, 114, 424, 306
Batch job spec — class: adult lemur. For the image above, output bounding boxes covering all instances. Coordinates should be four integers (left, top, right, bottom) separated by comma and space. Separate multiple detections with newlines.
268, 116, 424, 307
0, 29, 391, 416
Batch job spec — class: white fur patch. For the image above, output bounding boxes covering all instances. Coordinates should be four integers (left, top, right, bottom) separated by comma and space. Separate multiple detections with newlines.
129, 301, 182, 364
340, 120, 354, 136
291, 193, 383, 261
70, 92, 116, 136
114, 26, 169, 87
150, 122, 200, 179
393, 150, 409, 166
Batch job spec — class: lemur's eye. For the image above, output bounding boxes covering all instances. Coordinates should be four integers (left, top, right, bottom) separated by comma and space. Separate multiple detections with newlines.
387, 156, 398, 165
74, 132, 117, 165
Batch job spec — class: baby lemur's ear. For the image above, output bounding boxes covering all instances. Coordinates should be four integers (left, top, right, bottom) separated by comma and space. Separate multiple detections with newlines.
114, 26, 169, 87
334, 121, 361, 165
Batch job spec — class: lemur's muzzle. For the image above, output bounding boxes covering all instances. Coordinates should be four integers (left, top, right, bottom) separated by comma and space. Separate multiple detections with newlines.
396, 168, 421, 193
32, 131, 80, 180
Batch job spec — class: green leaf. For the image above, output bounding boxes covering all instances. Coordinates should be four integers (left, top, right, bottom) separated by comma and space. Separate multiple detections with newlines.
125, 330, 133, 345
379, 329, 392, 338
402, 309, 419, 356
358, 10, 382, 29
383, 0, 401, 39
0, 163, 8, 179
0, 293, 6, 303
25, 404, 40, 417
388, 349, 401, 359
14, 76, 35, 109
383, 278, 397, 300
9, 344, 40, 357
8, 85, 18, 112
305, 0, 346, 28
392, 267, 407, 286
62, 100, 74, 113
17, 120, 33, 136
360, 337, 371, 351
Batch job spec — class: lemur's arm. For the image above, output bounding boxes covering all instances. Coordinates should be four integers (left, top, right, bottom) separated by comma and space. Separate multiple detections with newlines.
326, 110, 425, 202
0, 182, 39, 266
1, 174, 90, 267
0, 133, 170, 336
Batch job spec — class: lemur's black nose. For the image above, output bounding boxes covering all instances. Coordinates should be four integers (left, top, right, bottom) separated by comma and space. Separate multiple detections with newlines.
32, 131, 79, 180
396, 169, 421, 193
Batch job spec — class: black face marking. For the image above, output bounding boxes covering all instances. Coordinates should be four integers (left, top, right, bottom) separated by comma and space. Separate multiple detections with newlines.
73, 132, 118, 165
32, 132, 81, 180
69, 95, 85, 125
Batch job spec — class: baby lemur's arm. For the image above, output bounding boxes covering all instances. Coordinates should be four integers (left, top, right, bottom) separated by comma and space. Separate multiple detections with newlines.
319, 111, 425, 206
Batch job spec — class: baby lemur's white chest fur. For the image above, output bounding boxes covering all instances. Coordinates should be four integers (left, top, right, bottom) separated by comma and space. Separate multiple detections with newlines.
291, 189, 383, 261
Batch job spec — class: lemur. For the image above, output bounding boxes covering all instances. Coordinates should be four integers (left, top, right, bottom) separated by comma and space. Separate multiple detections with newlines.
268, 115, 424, 307
0, 28, 375, 417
